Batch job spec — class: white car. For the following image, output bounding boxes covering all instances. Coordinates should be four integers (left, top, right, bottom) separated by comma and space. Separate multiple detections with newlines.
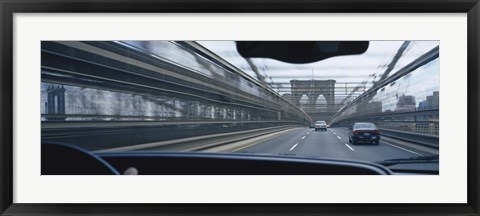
314, 121, 327, 131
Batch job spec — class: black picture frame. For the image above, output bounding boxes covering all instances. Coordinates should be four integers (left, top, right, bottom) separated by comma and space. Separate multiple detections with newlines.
1, 0, 479, 215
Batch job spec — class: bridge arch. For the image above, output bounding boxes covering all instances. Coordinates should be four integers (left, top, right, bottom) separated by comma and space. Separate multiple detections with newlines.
290, 79, 336, 113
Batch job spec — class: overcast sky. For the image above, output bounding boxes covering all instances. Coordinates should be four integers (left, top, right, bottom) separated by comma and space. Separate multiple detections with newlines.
198, 41, 439, 102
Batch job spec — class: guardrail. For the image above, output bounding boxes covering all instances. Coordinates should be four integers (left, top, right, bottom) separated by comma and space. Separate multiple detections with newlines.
94, 125, 295, 153
379, 128, 438, 149
41, 41, 311, 125
330, 123, 438, 148
42, 120, 303, 151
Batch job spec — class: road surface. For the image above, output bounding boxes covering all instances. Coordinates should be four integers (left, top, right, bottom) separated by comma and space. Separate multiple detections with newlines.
233, 127, 428, 162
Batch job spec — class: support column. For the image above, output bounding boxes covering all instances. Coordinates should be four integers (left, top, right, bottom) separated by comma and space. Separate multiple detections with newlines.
307, 94, 319, 113
324, 80, 336, 113
290, 80, 304, 106
56, 85, 66, 115
47, 86, 56, 114
324, 93, 335, 113
46, 85, 66, 121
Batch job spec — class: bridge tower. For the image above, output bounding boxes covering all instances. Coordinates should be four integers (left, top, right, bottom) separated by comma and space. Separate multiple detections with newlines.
290, 79, 336, 113
46, 85, 66, 121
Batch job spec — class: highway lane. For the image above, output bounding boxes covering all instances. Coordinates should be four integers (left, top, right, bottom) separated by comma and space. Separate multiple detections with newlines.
234, 127, 430, 162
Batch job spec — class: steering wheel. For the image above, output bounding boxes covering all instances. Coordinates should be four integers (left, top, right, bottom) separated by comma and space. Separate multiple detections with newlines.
42, 142, 120, 175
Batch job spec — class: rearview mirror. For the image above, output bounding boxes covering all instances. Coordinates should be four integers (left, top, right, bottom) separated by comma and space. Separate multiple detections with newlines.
236, 41, 369, 64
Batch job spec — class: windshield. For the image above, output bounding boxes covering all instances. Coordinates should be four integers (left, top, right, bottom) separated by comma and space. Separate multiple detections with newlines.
41, 40, 439, 174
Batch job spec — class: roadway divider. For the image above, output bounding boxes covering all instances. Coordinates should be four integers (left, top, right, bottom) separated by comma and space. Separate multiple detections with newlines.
94, 125, 297, 153
379, 128, 438, 149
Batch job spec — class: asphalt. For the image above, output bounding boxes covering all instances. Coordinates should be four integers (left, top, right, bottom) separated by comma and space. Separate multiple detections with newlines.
233, 127, 432, 163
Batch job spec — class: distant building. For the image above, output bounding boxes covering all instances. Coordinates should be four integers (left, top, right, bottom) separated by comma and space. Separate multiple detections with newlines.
418, 101, 426, 110
415, 91, 439, 133
418, 91, 439, 110
425, 91, 439, 109
395, 95, 416, 111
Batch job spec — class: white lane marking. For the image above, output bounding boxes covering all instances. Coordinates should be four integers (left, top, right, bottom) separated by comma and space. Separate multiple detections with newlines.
337, 136, 342, 140
301, 136, 306, 140
289, 143, 299, 151
345, 143, 355, 151
382, 142, 423, 156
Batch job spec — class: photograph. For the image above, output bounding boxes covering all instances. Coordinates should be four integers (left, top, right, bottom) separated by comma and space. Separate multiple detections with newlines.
41, 40, 440, 175
2, 1, 478, 214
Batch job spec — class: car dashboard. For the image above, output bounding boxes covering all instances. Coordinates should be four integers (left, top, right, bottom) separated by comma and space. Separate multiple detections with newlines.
44, 142, 436, 175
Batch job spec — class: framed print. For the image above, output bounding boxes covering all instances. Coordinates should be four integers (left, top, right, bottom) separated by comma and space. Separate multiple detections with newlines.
1, 0, 479, 215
